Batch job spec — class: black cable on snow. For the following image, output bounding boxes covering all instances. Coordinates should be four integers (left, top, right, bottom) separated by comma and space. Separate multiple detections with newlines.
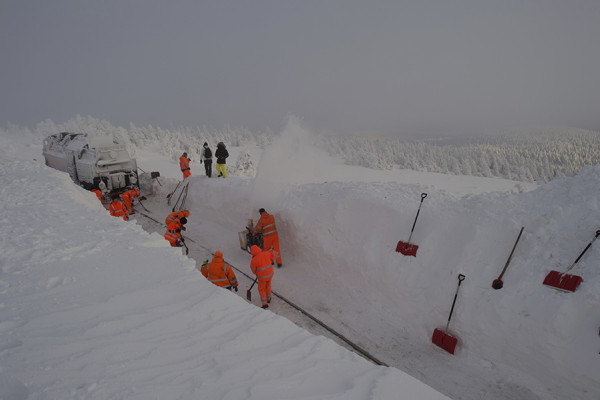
132, 208, 388, 367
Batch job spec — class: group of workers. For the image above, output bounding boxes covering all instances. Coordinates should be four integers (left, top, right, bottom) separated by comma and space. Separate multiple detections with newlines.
104, 187, 142, 221
98, 145, 283, 310
162, 203, 282, 309
179, 142, 229, 180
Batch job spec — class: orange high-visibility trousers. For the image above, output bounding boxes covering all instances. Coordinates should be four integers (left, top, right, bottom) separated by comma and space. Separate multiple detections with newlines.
258, 278, 272, 307
263, 234, 282, 265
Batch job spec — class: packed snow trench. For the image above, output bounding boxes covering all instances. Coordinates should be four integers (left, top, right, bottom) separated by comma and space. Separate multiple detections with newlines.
2, 128, 600, 400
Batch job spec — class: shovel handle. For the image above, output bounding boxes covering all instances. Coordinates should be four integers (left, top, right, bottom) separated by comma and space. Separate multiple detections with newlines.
445, 274, 466, 331
566, 229, 600, 272
407, 193, 428, 243
497, 227, 524, 280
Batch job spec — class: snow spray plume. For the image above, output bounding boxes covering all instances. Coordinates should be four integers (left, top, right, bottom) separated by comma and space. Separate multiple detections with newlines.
250, 116, 329, 212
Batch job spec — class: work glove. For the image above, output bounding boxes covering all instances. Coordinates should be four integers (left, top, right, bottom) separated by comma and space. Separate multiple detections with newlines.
140, 196, 147, 201
234, 286, 238, 292
181, 226, 186, 231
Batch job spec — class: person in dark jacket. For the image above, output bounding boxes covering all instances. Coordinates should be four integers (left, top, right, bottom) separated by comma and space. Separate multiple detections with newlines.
215, 142, 229, 178
200, 142, 213, 178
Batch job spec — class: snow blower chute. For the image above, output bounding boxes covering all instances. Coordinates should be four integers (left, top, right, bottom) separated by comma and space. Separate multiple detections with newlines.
543, 230, 600, 292
238, 219, 263, 254
432, 274, 465, 355
396, 193, 427, 256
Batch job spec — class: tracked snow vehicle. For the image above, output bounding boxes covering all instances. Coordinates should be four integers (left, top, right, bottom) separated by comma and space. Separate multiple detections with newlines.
43, 132, 139, 194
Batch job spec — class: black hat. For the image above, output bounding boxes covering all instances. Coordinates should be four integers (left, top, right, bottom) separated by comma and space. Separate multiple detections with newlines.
203, 142, 208, 146
259, 208, 266, 214
182, 152, 187, 157
180, 217, 188, 224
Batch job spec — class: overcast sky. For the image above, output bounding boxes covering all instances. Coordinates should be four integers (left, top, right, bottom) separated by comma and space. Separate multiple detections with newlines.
1, 0, 599, 137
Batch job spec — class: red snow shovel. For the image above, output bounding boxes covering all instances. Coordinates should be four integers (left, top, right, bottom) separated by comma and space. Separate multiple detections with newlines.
543, 230, 600, 292
247, 277, 258, 301
492, 226, 524, 290
432, 274, 466, 355
396, 193, 427, 256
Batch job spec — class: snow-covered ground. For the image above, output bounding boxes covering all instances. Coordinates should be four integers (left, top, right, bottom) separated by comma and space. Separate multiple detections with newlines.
1, 122, 599, 400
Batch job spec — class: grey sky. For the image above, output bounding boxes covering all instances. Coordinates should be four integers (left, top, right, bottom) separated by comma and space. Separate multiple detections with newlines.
1, 0, 599, 136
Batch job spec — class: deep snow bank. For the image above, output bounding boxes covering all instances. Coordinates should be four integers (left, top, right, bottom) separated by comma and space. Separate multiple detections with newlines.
0, 147, 450, 398
174, 155, 600, 400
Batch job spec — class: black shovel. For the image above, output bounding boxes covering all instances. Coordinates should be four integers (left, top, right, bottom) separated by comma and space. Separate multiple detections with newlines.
396, 193, 427, 256
247, 277, 258, 301
432, 274, 466, 355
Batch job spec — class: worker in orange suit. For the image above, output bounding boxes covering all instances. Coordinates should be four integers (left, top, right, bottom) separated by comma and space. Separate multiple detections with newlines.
250, 245, 275, 309
254, 208, 282, 267
164, 217, 187, 247
200, 250, 239, 291
121, 188, 140, 215
92, 189, 103, 202
165, 210, 190, 227
179, 152, 191, 179
109, 195, 128, 221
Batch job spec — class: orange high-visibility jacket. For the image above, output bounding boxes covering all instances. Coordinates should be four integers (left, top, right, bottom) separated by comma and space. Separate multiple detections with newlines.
109, 199, 127, 220
254, 212, 278, 237
164, 219, 182, 246
121, 188, 140, 209
250, 245, 274, 281
165, 210, 190, 226
201, 251, 238, 289
179, 156, 190, 172
92, 189, 103, 201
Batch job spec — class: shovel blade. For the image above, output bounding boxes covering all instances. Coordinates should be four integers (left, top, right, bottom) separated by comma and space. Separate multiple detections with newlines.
432, 328, 458, 354
246, 289, 252, 301
491, 279, 503, 290
543, 270, 583, 292
396, 241, 418, 256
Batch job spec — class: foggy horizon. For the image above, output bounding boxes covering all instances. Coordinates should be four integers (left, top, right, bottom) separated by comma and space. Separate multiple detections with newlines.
1, 1, 599, 137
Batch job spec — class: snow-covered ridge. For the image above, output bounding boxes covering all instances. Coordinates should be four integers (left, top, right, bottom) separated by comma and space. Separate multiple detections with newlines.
3, 115, 599, 183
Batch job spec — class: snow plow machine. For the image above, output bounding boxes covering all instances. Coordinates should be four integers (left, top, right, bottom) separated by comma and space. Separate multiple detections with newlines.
42, 132, 159, 203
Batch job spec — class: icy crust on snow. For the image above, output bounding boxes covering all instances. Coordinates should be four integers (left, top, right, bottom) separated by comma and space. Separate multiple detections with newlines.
0, 156, 450, 399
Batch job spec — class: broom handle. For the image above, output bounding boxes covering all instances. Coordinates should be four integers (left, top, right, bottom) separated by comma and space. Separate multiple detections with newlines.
407, 193, 427, 243
445, 274, 466, 332
566, 230, 600, 272
497, 227, 524, 279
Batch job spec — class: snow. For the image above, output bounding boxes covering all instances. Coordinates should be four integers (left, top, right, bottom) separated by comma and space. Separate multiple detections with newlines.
1, 121, 599, 400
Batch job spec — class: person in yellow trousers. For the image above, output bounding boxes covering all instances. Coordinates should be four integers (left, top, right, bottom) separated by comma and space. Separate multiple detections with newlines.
250, 245, 275, 309
214, 142, 229, 178
254, 208, 283, 267
201, 251, 239, 292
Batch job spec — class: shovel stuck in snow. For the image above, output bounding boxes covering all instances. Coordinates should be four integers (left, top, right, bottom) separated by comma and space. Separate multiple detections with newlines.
492, 226, 524, 290
543, 230, 600, 292
432, 274, 465, 355
396, 193, 427, 257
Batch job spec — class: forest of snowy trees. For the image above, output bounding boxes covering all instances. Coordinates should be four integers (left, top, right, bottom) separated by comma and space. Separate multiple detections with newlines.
4, 115, 599, 184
